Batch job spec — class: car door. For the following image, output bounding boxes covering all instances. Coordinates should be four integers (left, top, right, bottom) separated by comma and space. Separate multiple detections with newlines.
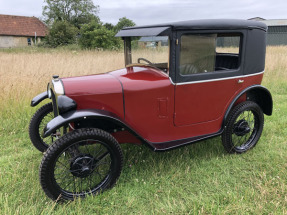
174, 30, 246, 126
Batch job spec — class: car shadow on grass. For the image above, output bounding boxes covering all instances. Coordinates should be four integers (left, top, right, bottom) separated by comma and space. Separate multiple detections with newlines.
120, 136, 226, 175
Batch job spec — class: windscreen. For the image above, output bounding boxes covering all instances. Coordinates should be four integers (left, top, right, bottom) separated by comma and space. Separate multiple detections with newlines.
125, 36, 169, 72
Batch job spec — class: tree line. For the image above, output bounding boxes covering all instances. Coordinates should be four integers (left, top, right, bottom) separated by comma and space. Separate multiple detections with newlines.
41, 0, 135, 49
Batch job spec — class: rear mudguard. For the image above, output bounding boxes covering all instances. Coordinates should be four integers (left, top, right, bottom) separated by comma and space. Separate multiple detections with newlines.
223, 85, 273, 126
31, 92, 48, 107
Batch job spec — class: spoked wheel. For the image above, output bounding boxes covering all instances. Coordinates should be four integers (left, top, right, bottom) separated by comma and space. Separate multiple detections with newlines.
222, 101, 264, 153
29, 103, 56, 152
40, 128, 123, 201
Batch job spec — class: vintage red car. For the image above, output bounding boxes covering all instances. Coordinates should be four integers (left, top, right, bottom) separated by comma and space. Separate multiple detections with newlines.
29, 19, 272, 201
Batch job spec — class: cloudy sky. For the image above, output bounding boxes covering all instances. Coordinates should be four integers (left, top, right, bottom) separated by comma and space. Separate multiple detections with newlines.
0, 0, 286, 25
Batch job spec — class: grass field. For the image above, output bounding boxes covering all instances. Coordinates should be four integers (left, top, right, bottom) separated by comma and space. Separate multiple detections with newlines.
0, 46, 286, 214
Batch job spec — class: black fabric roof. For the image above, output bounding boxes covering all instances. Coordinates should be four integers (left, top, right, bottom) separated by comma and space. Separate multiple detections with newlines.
116, 19, 267, 37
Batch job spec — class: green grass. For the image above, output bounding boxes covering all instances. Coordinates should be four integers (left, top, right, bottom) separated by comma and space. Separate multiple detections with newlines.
0, 79, 286, 215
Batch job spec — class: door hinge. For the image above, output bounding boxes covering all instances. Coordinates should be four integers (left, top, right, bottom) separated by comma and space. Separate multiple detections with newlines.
176, 39, 179, 45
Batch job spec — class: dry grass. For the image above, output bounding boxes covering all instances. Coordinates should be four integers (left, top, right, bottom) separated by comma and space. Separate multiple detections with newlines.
265, 46, 287, 80
0, 50, 124, 109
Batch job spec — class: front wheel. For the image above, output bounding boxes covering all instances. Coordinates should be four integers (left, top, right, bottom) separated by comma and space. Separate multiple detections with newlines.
40, 128, 123, 201
29, 103, 54, 152
222, 101, 264, 153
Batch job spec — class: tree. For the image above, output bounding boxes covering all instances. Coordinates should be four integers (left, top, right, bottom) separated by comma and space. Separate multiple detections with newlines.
114, 17, 136, 32
45, 21, 78, 47
78, 17, 136, 50
43, 0, 100, 28
103, 23, 115, 31
79, 22, 121, 50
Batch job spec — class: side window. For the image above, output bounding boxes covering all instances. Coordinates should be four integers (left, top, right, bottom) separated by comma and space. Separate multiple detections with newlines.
216, 34, 241, 71
216, 35, 240, 54
180, 34, 216, 75
179, 33, 241, 76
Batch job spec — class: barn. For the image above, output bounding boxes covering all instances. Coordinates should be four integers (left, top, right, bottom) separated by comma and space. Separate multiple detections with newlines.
249, 17, 287, 46
0, 14, 47, 48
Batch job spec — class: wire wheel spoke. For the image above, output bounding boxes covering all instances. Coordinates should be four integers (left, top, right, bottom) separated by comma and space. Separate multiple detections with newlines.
232, 109, 257, 149
38, 112, 54, 145
54, 139, 112, 195
222, 102, 264, 154
40, 129, 123, 200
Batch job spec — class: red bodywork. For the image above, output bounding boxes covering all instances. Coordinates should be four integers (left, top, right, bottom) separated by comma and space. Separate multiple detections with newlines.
61, 66, 263, 146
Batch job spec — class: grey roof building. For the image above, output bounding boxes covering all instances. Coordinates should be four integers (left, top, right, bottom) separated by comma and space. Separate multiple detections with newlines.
249, 17, 287, 46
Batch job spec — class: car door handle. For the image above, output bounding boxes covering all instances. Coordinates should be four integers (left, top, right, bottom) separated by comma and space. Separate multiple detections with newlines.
238, 79, 244, 84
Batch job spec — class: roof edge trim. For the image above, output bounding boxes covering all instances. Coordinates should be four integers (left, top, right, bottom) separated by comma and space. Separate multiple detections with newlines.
115, 26, 170, 37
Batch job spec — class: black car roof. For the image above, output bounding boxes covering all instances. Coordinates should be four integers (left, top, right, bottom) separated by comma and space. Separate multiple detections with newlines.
126, 19, 267, 31
116, 19, 267, 37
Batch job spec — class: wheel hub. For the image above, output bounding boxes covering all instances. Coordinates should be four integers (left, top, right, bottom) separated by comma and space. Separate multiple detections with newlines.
70, 154, 96, 178
233, 119, 251, 136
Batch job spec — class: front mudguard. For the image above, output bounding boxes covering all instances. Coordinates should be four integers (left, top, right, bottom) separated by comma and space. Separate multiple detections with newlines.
42, 109, 130, 138
31, 92, 48, 107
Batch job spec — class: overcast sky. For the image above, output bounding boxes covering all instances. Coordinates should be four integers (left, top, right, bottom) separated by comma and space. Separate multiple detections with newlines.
0, 0, 286, 25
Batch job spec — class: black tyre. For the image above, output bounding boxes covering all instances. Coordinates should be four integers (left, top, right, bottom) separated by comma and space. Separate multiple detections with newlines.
29, 103, 54, 152
222, 101, 264, 153
40, 128, 123, 201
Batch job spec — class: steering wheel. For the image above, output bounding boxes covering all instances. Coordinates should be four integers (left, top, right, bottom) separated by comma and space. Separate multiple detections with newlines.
137, 58, 153, 65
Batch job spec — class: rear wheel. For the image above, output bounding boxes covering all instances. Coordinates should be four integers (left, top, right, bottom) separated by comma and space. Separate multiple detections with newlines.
40, 128, 123, 201
29, 103, 55, 152
222, 101, 264, 153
